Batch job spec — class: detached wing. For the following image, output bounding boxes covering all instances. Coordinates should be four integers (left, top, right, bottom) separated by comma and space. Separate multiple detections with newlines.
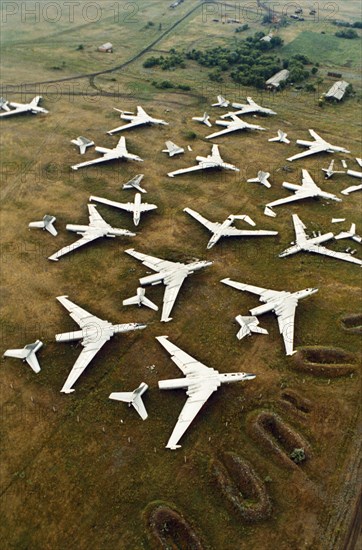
125, 248, 182, 272
162, 272, 188, 322
60, 338, 109, 393
184, 207, 219, 233
274, 296, 298, 356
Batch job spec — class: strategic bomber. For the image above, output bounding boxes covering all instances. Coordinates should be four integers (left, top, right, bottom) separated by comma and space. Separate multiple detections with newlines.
2, 91, 362, 450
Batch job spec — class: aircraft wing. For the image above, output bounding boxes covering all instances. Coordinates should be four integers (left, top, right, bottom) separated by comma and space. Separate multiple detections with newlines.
56, 295, 104, 328
306, 244, 362, 266
287, 144, 327, 162
184, 207, 219, 233
72, 156, 113, 170
161, 272, 188, 322
206, 126, 237, 139
165, 386, 217, 449
107, 119, 144, 135
274, 296, 298, 356
168, 164, 209, 177
48, 232, 101, 261
60, 338, 109, 393
221, 278, 282, 302
211, 144, 223, 162
88, 204, 108, 227
156, 336, 211, 376
125, 248, 182, 272
0, 106, 28, 117
292, 214, 307, 241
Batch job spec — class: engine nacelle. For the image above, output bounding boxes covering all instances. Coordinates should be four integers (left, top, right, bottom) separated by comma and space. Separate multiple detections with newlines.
139, 272, 164, 286
282, 182, 301, 192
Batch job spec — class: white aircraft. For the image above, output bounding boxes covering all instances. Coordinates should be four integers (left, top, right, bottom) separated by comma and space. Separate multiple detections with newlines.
71, 137, 143, 170
3, 340, 43, 373
71, 136, 94, 155
184, 208, 278, 249
279, 214, 362, 267
356, 158, 362, 168
206, 114, 266, 139
156, 335, 256, 450
335, 223, 362, 244
0, 97, 10, 112
212, 95, 230, 108
287, 129, 350, 162
346, 170, 362, 180
125, 248, 212, 322
235, 315, 268, 340
322, 159, 345, 179
56, 296, 146, 393
264, 169, 341, 217
29, 215, 57, 236
123, 287, 158, 311
222, 97, 277, 117
268, 130, 290, 144
221, 278, 318, 356
162, 141, 185, 157
167, 144, 239, 177
247, 171, 271, 188
90, 193, 157, 227
0, 96, 48, 117
122, 174, 146, 193
109, 382, 148, 420
48, 204, 135, 261
192, 112, 212, 127
107, 105, 168, 135
341, 183, 362, 195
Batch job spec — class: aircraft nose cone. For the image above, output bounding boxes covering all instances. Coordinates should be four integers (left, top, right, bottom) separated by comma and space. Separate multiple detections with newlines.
244, 373, 256, 380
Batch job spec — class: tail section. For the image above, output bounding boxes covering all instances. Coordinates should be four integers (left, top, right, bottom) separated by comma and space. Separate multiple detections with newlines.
109, 383, 148, 420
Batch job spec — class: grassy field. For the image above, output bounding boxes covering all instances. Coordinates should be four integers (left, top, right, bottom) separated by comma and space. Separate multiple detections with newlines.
1, 1, 362, 549
282, 30, 362, 69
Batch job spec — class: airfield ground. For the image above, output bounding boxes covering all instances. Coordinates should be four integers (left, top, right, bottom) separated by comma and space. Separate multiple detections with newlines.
0, 1, 361, 548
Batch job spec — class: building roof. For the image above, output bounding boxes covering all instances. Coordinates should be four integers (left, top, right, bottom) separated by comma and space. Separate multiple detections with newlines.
325, 80, 349, 100
265, 69, 290, 87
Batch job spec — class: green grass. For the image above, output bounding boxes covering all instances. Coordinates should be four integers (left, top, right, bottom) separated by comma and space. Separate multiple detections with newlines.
282, 30, 362, 69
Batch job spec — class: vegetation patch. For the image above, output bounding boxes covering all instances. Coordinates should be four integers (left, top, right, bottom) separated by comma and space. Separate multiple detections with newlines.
144, 501, 205, 550
210, 452, 271, 522
247, 411, 311, 469
293, 347, 358, 377
340, 314, 362, 334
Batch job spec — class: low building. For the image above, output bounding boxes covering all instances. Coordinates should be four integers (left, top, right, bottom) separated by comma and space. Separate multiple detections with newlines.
265, 69, 290, 90
325, 80, 350, 101
98, 43, 113, 53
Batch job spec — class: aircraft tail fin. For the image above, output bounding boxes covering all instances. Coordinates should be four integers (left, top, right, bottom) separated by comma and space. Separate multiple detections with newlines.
109, 383, 148, 420
122, 295, 139, 307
